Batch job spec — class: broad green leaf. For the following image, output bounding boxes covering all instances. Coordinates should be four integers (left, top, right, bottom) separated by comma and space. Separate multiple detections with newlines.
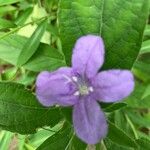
37, 122, 87, 150
104, 138, 133, 150
136, 138, 150, 150
37, 123, 73, 150
0, 0, 22, 6
70, 135, 87, 150
0, 34, 65, 72
59, 0, 149, 69
107, 121, 137, 148
61, 107, 72, 124
0, 82, 62, 134
17, 20, 48, 66
0, 18, 16, 30
28, 124, 63, 148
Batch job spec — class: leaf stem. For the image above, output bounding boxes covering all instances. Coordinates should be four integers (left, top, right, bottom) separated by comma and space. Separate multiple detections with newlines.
0, 15, 55, 40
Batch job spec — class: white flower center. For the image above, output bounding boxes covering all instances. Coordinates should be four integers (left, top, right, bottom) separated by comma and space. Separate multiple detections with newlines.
71, 76, 94, 96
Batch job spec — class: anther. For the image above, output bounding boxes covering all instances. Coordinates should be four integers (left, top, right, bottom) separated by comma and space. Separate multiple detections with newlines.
74, 91, 80, 96
72, 76, 78, 82
89, 87, 94, 92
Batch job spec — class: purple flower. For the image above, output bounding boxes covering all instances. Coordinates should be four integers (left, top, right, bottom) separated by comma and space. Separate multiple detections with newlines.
36, 35, 134, 144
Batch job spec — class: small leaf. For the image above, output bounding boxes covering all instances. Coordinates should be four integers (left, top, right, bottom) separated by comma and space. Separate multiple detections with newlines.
125, 81, 150, 108
0, 0, 23, 6
0, 82, 62, 134
0, 34, 65, 72
17, 19, 48, 66
103, 103, 127, 112
0, 18, 16, 30
107, 121, 137, 148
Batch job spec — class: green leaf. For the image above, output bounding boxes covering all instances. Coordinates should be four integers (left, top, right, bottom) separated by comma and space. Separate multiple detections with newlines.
107, 121, 137, 148
125, 81, 150, 108
103, 103, 127, 112
127, 111, 150, 127
15, 7, 33, 25
140, 39, 150, 54
0, 18, 16, 30
0, 0, 22, 6
59, 0, 149, 69
136, 138, 150, 150
0, 131, 14, 150
0, 82, 62, 134
37, 122, 87, 150
17, 20, 48, 66
36, 123, 73, 150
0, 34, 65, 72
69, 135, 87, 150
104, 138, 133, 150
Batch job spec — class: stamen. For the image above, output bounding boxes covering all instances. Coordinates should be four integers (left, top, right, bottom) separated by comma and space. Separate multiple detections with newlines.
72, 76, 78, 82
89, 87, 94, 92
62, 75, 72, 83
74, 91, 80, 96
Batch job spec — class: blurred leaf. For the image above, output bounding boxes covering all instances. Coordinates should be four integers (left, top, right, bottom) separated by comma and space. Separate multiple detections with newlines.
59, 0, 149, 69
140, 39, 150, 54
113, 110, 135, 138
0, 34, 65, 72
1, 67, 18, 80
0, 131, 14, 150
136, 138, 150, 150
107, 121, 137, 148
127, 111, 150, 127
69, 135, 87, 150
0, 0, 23, 6
15, 7, 33, 25
104, 138, 133, 150
0, 6, 16, 15
17, 20, 48, 66
0, 82, 62, 134
125, 81, 150, 108
0, 18, 16, 30
144, 25, 150, 36
103, 103, 127, 112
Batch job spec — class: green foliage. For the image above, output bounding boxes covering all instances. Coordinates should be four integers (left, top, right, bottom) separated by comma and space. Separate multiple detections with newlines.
17, 19, 48, 66
0, 0, 23, 6
107, 121, 137, 148
58, 0, 149, 69
0, 0, 149, 149
0, 34, 65, 72
0, 82, 62, 134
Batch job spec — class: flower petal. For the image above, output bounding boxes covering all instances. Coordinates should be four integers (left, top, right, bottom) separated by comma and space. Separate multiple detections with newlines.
36, 67, 78, 106
72, 35, 104, 79
92, 70, 134, 102
73, 96, 108, 144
